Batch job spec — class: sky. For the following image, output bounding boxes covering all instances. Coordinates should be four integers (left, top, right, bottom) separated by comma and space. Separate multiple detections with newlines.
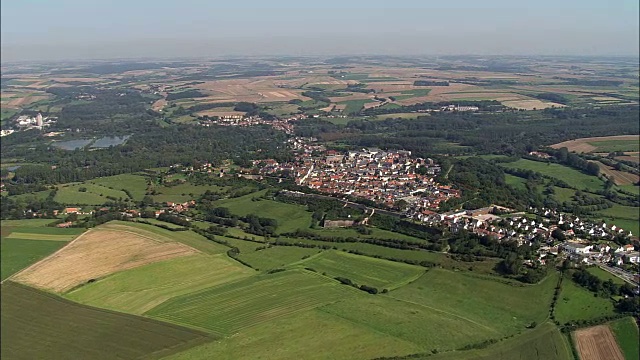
1, 0, 639, 62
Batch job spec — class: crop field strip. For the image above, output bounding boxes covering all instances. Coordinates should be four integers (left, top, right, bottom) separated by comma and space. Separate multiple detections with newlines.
1, 281, 212, 360
66, 253, 254, 315
609, 317, 640, 360
146, 270, 357, 334
573, 325, 624, 360
12, 226, 198, 292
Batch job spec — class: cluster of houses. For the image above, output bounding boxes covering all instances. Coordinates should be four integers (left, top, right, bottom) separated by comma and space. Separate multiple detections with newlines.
416, 205, 638, 271
199, 114, 305, 134
250, 143, 460, 210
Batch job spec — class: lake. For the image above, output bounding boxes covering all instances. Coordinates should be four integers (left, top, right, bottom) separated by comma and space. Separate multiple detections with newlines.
90, 135, 131, 148
52, 139, 93, 150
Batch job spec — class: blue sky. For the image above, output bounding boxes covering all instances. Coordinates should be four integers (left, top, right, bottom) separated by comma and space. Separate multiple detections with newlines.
2, 0, 638, 61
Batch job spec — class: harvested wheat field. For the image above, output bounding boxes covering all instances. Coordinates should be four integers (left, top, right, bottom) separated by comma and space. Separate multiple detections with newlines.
551, 135, 639, 153
12, 227, 198, 293
573, 325, 624, 360
596, 161, 640, 185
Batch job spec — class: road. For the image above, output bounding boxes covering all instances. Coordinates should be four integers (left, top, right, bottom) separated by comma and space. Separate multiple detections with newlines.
597, 264, 639, 286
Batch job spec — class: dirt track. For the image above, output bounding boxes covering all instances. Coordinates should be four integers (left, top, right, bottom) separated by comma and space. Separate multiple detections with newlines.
574, 325, 624, 360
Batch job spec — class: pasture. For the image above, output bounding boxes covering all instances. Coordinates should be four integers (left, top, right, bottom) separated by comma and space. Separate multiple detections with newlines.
1, 224, 85, 280
13, 225, 198, 292
66, 254, 254, 314
146, 270, 356, 334
499, 159, 605, 192
153, 183, 226, 204
215, 191, 313, 233
595, 205, 640, 236
554, 277, 617, 324
55, 182, 129, 205
299, 250, 425, 290
1, 281, 211, 360
586, 267, 626, 285
426, 322, 572, 360
388, 269, 558, 337
236, 246, 320, 270
609, 317, 640, 360
89, 173, 149, 201
163, 309, 421, 360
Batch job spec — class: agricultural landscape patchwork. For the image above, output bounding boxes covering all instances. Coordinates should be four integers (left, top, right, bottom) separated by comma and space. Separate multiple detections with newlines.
1, 55, 639, 359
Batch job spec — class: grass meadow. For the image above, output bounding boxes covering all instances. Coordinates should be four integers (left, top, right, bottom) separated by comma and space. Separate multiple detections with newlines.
609, 317, 640, 360
89, 174, 149, 201
500, 159, 605, 192
236, 246, 320, 270
216, 191, 312, 234
55, 183, 129, 205
163, 309, 421, 360
66, 254, 254, 314
554, 276, 617, 324
146, 270, 357, 334
298, 250, 424, 290
1, 282, 211, 360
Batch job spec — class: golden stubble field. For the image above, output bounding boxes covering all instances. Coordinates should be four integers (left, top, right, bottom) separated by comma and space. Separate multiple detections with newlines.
573, 325, 624, 360
12, 228, 198, 293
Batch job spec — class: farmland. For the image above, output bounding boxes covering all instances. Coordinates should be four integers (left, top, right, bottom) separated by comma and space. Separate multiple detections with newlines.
298, 250, 425, 289
554, 277, 617, 324
13, 224, 198, 292
425, 322, 572, 360
1, 281, 211, 360
573, 325, 624, 360
236, 246, 320, 270
551, 135, 640, 153
163, 309, 421, 360
55, 183, 129, 205
609, 317, 640, 360
0, 222, 85, 280
89, 173, 149, 201
499, 159, 605, 192
66, 253, 254, 314
215, 190, 313, 233
146, 270, 357, 334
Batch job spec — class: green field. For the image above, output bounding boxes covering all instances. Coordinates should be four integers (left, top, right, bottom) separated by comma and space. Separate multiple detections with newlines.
500, 159, 605, 192
153, 183, 224, 204
236, 246, 320, 270
1, 239, 67, 280
588, 140, 640, 152
299, 250, 424, 290
338, 99, 370, 114
374, 112, 421, 120
388, 269, 557, 336
55, 183, 129, 205
609, 317, 640, 360
164, 309, 421, 360
425, 322, 572, 360
147, 270, 357, 334
89, 174, 149, 201
216, 191, 312, 234
586, 266, 627, 285
67, 254, 254, 314
1, 223, 84, 280
1, 281, 211, 360
554, 276, 617, 324
505, 174, 527, 190
594, 204, 640, 235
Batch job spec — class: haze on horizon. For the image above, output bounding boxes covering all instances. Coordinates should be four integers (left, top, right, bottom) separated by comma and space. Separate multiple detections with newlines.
1, 0, 639, 62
